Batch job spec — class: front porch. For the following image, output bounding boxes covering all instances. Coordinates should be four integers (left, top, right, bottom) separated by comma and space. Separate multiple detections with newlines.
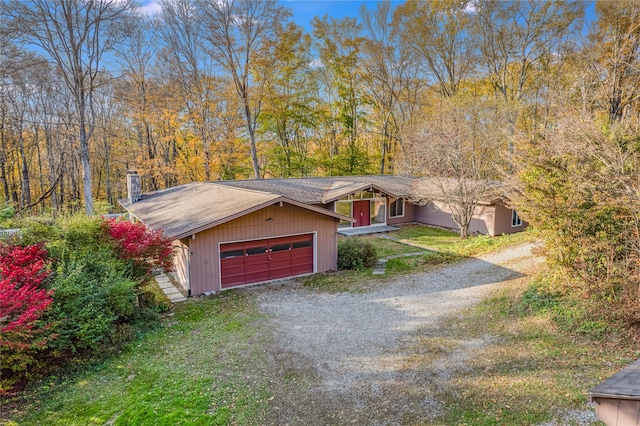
337, 225, 399, 236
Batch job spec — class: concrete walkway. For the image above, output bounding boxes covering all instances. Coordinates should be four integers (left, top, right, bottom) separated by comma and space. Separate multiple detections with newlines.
338, 225, 399, 236
154, 273, 187, 303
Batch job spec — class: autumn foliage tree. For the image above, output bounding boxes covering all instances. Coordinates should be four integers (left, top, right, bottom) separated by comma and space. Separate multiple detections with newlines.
102, 219, 174, 276
0, 242, 55, 391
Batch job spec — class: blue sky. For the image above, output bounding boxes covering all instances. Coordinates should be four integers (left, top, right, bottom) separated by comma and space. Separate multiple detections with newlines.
279, 0, 404, 31
137, 1, 402, 32
137, 1, 596, 35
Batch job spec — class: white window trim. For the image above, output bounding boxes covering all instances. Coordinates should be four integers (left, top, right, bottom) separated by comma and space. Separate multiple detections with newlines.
511, 210, 522, 227
389, 198, 405, 218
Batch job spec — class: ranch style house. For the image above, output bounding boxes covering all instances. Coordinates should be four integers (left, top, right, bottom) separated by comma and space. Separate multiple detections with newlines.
120, 173, 526, 296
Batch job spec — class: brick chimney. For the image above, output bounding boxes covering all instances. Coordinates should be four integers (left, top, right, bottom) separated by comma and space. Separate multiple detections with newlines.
126, 170, 142, 203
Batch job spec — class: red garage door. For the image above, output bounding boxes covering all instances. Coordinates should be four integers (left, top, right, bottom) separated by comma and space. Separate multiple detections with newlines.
220, 234, 314, 288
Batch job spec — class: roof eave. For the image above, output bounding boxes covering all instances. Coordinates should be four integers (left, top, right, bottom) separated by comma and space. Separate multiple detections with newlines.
322, 183, 404, 204
169, 196, 353, 240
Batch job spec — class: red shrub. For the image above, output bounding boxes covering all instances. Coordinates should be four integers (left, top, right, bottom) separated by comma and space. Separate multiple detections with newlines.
0, 243, 55, 391
102, 219, 174, 274
0, 243, 55, 348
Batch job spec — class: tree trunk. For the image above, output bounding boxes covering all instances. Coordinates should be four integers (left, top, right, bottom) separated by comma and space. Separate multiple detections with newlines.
0, 110, 9, 203
19, 129, 31, 208
79, 122, 94, 215
244, 100, 261, 179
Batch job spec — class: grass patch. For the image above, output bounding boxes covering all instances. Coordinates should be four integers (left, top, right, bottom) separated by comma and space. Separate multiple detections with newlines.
427, 274, 639, 425
3, 293, 273, 426
396, 225, 536, 256
352, 235, 426, 258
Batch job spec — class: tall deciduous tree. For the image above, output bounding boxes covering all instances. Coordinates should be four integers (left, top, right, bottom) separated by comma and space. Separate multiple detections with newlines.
475, 0, 583, 105
394, 0, 475, 99
197, 0, 290, 179
313, 15, 369, 175
589, 0, 640, 123
2, 0, 133, 215
402, 97, 507, 238
361, 0, 419, 174
259, 22, 320, 178
157, 0, 219, 182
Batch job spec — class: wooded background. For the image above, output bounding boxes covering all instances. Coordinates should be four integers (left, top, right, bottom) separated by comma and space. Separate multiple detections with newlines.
0, 0, 637, 217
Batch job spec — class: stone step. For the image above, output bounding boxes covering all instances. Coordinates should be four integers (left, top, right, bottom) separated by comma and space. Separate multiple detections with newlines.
154, 273, 187, 303
157, 281, 174, 290
372, 259, 388, 275
168, 294, 187, 302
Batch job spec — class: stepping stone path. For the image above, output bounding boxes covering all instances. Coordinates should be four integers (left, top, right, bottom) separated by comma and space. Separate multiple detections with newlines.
372, 259, 388, 275
154, 273, 187, 303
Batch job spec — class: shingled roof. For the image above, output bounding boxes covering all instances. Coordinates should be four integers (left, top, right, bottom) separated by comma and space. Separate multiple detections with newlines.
590, 358, 640, 401
215, 175, 416, 203
119, 182, 350, 240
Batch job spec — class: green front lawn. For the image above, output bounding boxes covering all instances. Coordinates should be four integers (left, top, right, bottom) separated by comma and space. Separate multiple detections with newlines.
396, 224, 536, 256
3, 294, 272, 426
301, 225, 535, 293
352, 235, 425, 258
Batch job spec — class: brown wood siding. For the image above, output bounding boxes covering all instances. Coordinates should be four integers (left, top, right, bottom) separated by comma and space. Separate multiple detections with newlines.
414, 202, 494, 235
594, 397, 640, 426
188, 203, 338, 295
170, 239, 190, 293
493, 203, 528, 236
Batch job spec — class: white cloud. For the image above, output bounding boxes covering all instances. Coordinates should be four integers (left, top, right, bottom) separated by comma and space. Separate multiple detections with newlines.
464, 1, 477, 14
137, 0, 162, 16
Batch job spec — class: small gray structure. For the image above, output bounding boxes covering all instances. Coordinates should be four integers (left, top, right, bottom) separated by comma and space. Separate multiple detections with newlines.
590, 358, 640, 426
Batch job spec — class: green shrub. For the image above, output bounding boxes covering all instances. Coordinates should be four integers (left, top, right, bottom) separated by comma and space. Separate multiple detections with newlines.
0, 213, 171, 389
45, 255, 137, 353
338, 238, 378, 270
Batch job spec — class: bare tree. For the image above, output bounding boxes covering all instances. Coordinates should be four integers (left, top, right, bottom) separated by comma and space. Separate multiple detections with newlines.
402, 97, 507, 238
197, 0, 290, 179
2, 0, 133, 215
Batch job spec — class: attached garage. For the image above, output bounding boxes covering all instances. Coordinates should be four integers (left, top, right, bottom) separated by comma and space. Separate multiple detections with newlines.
220, 234, 314, 288
120, 181, 351, 296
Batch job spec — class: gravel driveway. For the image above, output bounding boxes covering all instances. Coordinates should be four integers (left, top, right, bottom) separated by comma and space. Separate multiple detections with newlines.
252, 243, 545, 425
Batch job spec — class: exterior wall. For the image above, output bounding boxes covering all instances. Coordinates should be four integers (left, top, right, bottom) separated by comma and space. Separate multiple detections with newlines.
327, 197, 417, 226
188, 203, 339, 295
593, 397, 640, 426
414, 201, 494, 235
493, 203, 528, 236
387, 199, 416, 225
170, 238, 190, 293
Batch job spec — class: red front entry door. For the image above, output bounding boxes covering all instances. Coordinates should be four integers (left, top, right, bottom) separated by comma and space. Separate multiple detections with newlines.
352, 200, 370, 227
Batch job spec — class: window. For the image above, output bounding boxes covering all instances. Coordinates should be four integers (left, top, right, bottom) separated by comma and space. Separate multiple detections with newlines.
371, 200, 386, 225
335, 201, 352, 227
511, 210, 522, 227
246, 246, 268, 255
389, 198, 404, 218
220, 249, 244, 259
292, 240, 312, 249
270, 243, 291, 252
